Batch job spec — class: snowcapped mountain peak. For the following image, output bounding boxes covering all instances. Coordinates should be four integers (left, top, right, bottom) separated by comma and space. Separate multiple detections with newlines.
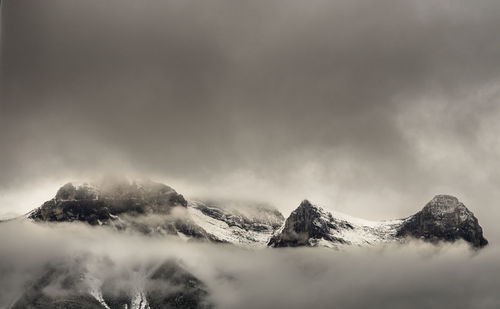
296, 199, 315, 210
21, 180, 488, 249
268, 200, 402, 248
397, 195, 487, 248
291, 199, 328, 218
30, 179, 188, 222
270, 196, 488, 249
25, 180, 285, 246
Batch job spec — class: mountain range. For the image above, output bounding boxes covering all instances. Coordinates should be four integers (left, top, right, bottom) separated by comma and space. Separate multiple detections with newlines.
3, 178, 488, 308
24, 179, 488, 249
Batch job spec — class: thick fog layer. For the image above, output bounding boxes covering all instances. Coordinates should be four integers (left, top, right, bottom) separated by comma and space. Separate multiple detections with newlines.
0, 221, 499, 308
2, 0, 500, 242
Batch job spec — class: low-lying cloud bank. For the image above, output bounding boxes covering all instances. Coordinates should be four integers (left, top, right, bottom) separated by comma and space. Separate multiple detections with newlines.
0, 221, 498, 308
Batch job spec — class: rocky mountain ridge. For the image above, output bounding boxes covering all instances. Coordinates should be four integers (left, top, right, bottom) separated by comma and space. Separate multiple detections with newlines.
25, 180, 488, 249
4, 180, 489, 309
269, 195, 488, 249
397, 195, 488, 248
268, 200, 403, 248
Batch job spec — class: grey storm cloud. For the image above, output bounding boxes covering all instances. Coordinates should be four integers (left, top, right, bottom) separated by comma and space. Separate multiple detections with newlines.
1, 1, 500, 240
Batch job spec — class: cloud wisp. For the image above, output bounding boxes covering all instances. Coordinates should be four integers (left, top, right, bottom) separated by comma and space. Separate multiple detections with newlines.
0, 220, 498, 308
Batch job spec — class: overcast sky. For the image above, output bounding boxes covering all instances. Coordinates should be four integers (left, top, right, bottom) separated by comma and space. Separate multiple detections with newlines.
1, 0, 500, 240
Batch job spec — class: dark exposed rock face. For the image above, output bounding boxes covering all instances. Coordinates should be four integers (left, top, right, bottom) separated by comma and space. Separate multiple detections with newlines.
268, 200, 348, 247
25, 181, 489, 249
396, 195, 488, 248
29, 180, 187, 225
11, 259, 212, 309
270, 195, 488, 249
27, 179, 216, 240
11, 264, 103, 309
29, 199, 114, 226
146, 261, 213, 309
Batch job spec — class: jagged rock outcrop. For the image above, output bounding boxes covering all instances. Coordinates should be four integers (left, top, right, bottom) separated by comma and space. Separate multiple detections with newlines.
25, 179, 283, 245
24, 180, 488, 249
396, 195, 488, 248
27, 179, 214, 240
13, 181, 491, 309
268, 200, 350, 247
29, 179, 187, 224
270, 195, 488, 249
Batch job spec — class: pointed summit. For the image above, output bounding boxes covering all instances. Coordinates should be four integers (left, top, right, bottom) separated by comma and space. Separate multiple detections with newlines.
293, 199, 318, 214
268, 200, 348, 247
269, 195, 488, 249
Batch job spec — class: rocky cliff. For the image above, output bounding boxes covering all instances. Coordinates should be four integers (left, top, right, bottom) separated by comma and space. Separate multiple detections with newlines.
396, 195, 488, 248
25, 180, 488, 249
269, 196, 488, 249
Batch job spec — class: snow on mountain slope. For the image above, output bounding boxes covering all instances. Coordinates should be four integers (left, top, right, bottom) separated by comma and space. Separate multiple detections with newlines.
26, 179, 218, 241
187, 200, 285, 248
269, 196, 488, 249
21, 180, 488, 249
86, 274, 112, 309
268, 200, 403, 249
318, 217, 403, 248
23, 179, 285, 247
